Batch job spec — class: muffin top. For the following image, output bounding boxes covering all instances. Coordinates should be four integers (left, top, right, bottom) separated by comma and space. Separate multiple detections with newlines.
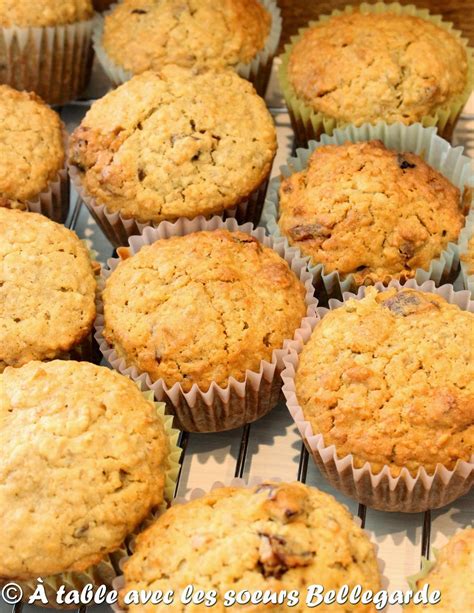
287, 13, 468, 125
103, 230, 307, 391
0, 85, 65, 209
0, 0, 93, 27
102, 0, 271, 75
461, 234, 474, 277
295, 287, 474, 476
69, 69, 276, 224
405, 529, 474, 613
0, 209, 97, 371
0, 360, 170, 579
278, 141, 465, 286
122, 482, 380, 613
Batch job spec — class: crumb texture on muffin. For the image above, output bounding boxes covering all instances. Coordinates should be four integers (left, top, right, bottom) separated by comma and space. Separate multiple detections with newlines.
0, 360, 169, 579
69, 69, 276, 223
278, 140, 464, 285
0, 85, 65, 208
0, 0, 93, 27
0, 209, 97, 371
103, 230, 307, 391
461, 234, 474, 276
288, 13, 468, 125
102, 0, 271, 74
122, 482, 380, 612
295, 287, 474, 476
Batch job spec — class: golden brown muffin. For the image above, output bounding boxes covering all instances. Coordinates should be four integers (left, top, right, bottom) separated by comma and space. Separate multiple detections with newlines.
0, 85, 65, 209
101, 0, 271, 75
121, 482, 380, 613
405, 528, 474, 612
461, 234, 474, 276
0, 360, 170, 580
0, 0, 93, 27
295, 287, 474, 476
0, 209, 97, 371
69, 68, 276, 224
103, 230, 307, 391
287, 13, 469, 126
278, 141, 465, 286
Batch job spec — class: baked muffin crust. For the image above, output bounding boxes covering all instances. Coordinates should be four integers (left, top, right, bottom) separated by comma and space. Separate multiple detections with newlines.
0, 85, 65, 209
0, 0, 93, 27
69, 69, 276, 223
295, 288, 474, 476
0, 209, 97, 371
122, 482, 380, 613
288, 13, 468, 125
278, 141, 465, 285
0, 360, 170, 579
103, 230, 307, 391
102, 0, 271, 75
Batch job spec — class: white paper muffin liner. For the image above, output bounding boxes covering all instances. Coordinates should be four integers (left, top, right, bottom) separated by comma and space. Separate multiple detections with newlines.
0, 19, 94, 105
456, 209, 474, 296
92, 0, 282, 96
261, 122, 474, 302
94, 216, 317, 433
282, 279, 474, 513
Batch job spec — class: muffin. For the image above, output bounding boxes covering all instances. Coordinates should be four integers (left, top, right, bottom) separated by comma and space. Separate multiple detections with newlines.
406, 528, 474, 612
280, 9, 473, 143
277, 140, 466, 287
120, 482, 381, 613
460, 218, 474, 295
0, 208, 97, 371
0, 0, 95, 105
69, 68, 277, 246
0, 360, 173, 605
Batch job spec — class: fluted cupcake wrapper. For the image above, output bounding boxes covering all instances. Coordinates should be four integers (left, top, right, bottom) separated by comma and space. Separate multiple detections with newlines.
94, 216, 317, 433
456, 209, 474, 296
92, 0, 281, 97
261, 122, 474, 302
0, 19, 94, 106
279, 2, 474, 146
282, 279, 474, 513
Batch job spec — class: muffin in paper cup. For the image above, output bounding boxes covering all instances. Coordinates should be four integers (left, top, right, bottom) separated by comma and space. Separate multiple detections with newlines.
282, 279, 474, 513
94, 216, 317, 433
457, 209, 474, 296
92, 0, 281, 97
279, 2, 474, 145
261, 122, 474, 302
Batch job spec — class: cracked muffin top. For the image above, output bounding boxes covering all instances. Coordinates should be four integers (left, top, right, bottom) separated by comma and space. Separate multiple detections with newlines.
103, 230, 307, 391
0, 208, 97, 371
69, 68, 276, 224
0, 0, 93, 27
405, 528, 474, 613
101, 0, 271, 75
287, 12, 469, 126
122, 482, 380, 613
0, 360, 170, 580
295, 287, 474, 477
0, 85, 65, 209
278, 140, 465, 286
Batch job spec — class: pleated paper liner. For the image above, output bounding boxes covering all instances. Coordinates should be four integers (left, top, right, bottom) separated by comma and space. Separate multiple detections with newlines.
94, 216, 317, 433
4, 393, 181, 609
456, 209, 474, 296
279, 2, 474, 146
261, 122, 474, 303
0, 19, 94, 106
92, 0, 282, 97
282, 279, 474, 513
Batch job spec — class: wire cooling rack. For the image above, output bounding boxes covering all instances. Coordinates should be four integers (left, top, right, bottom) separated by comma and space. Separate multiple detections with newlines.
2, 59, 473, 613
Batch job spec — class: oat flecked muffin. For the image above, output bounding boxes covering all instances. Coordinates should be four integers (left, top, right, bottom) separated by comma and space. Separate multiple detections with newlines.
405, 528, 474, 613
0, 85, 65, 210
286, 12, 470, 127
103, 230, 307, 391
0, 0, 93, 27
0, 360, 170, 582
121, 482, 380, 613
69, 68, 276, 226
295, 287, 474, 476
0, 209, 97, 371
101, 0, 271, 75
278, 141, 465, 286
